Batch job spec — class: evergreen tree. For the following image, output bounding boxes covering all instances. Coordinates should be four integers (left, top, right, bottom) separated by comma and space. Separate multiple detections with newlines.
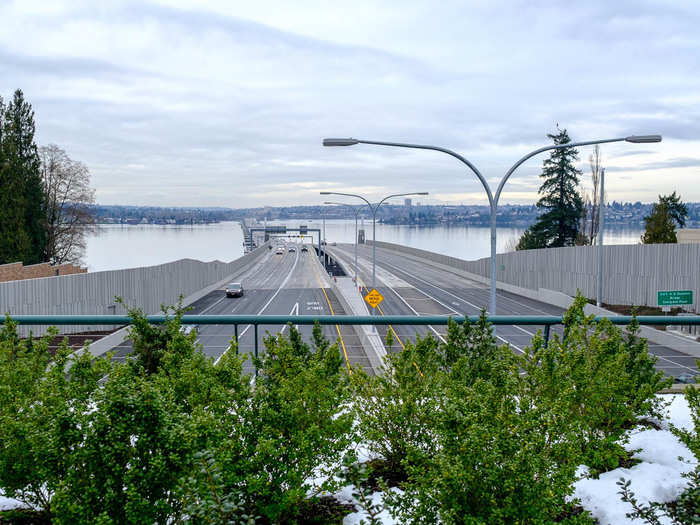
0, 90, 46, 265
0, 95, 30, 264
515, 127, 583, 250
641, 192, 688, 244
659, 191, 688, 228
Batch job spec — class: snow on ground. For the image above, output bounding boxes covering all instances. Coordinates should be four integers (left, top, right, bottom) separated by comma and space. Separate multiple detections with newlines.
0, 492, 25, 510
574, 394, 697, 525
339, 485, 402, 525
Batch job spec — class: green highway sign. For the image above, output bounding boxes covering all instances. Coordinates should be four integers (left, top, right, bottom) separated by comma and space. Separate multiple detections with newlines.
657, 290, 693, 306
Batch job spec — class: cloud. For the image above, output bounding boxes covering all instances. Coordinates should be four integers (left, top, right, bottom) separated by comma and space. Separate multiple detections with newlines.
1, 0, 699, 206
607, 157, 700, 172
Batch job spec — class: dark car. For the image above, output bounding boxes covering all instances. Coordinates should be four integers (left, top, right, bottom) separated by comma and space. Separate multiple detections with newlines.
301, 245, 308, 252
225, 282, 244, 297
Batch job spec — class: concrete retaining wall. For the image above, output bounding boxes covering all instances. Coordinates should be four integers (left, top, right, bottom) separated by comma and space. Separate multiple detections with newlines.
1, 244, 269, 336
369, 241, 700, 313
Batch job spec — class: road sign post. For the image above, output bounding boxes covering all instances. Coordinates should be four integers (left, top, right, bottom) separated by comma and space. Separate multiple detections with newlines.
364, 288, 384, 309
657, 290, 693, 307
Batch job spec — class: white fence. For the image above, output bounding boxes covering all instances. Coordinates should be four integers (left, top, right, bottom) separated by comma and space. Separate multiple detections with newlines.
370, 241, 700, 314
0, 245, 268, 336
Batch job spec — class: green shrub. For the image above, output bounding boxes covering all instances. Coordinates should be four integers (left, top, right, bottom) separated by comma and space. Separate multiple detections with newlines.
520, 293, 671, 473
0, 319, 110, 517
185, 323, 353, 523
0, 302, 249, 523
382, 316, 588, 524
351, 333, 442, 475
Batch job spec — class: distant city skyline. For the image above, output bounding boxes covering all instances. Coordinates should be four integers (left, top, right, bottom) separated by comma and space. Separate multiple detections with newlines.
2, 1, 699, 207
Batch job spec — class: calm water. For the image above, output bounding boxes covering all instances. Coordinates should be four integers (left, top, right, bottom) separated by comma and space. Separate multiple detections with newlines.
84, 219, 644, 272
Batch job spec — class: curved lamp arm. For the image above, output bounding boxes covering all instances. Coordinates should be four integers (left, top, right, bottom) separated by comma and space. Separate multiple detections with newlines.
350, 139, 494, 207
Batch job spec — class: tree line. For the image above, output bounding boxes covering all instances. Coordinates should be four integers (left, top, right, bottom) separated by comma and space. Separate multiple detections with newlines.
516, 126, 688, 250
0, 89, 95, 267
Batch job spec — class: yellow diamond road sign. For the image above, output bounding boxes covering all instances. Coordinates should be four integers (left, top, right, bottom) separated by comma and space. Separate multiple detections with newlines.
364, 288, 384, 308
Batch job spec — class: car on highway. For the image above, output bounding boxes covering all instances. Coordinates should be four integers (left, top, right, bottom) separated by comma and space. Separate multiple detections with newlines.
275, 247, 284, 254
225, 282, 244, 298
301, 245, 308, 252
288, 246, 296, 252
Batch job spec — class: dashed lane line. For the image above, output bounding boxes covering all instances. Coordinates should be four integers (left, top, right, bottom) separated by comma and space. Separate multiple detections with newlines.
213, 249, 300, 365
336, 247, 524, 354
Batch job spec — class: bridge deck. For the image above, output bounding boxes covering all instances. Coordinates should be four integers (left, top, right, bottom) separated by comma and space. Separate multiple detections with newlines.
328, 243, 699, 381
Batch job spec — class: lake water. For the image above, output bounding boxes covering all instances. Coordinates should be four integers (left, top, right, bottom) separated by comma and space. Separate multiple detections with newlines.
84, 220, 645, 272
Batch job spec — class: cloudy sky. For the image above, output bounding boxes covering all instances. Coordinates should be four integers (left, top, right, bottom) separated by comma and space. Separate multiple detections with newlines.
1, 0, 699, 207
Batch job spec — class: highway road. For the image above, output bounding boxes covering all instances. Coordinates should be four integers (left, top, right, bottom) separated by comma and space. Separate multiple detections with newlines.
111, 242, 371, 375
328, 243, 699, 380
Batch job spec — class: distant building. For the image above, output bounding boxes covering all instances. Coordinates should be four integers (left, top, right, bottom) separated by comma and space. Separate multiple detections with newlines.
404, 198, 412, 207
678, 229, 700, 244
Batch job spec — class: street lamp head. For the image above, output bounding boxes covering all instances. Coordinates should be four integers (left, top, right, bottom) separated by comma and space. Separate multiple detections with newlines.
625, 135, 662, 143
417, 192, 429, 195
319, 191, 331, 195
323, 138, 359, 146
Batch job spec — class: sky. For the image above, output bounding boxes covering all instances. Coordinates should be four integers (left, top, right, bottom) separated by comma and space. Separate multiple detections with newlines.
1, 0, 699, 207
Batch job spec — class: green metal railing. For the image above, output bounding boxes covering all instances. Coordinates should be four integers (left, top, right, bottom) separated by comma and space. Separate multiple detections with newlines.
7, 314, 700, 355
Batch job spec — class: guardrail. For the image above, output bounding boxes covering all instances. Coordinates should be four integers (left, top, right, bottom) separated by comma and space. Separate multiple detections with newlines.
7, 314, 700, 357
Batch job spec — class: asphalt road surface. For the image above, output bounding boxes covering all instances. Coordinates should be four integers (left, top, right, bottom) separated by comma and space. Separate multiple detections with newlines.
110, 243, 371, 375
328, 243, 699, 381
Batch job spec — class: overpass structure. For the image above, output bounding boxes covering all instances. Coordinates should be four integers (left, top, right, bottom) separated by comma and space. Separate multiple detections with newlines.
107, 238, 700, 381
3, 226, 699, 381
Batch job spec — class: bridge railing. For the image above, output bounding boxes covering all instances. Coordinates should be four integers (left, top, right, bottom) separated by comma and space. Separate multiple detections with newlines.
7, 314, 700, 358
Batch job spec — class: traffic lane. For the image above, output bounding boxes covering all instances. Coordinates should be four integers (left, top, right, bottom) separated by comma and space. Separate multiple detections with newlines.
107, 248, 292, 362
351, 244, 563, 341
198, 249, 304, 364
372, 248, 699, 374
333, 245, 521, 350
357, 244, 698, 378
194, 252, 300, 360
197, 247, 359, 372
360, 243, 564, 315
330, 246, 447, 349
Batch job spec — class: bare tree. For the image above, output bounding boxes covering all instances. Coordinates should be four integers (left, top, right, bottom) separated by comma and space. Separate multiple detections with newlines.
503, 236, 520, 253
39, 144, 96, 265
588, 145, 602, 244
578, 188, 590, 245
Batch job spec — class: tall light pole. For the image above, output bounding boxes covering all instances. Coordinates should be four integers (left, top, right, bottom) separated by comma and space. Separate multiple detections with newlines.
323, 135, 661, 314
320, 191, 429, 292
325, 201, 363, 287
596, 168, 606, 307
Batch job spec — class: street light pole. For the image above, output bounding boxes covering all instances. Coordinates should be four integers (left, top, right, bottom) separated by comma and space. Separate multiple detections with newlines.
325, 202, 362, 287
323, 135, 661, 314
320, 191, 429, 291
596, 168, 606, 307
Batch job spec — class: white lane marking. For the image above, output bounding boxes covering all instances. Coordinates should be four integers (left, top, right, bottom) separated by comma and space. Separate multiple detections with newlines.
335, 247, 524, 354
280, 302, 299, 334
379, 257, 536, 341
369, 245, 556, 317
214, 249, 300, 365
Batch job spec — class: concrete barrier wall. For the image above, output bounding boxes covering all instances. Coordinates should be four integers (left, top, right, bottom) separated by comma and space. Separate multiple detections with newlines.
0, 244, 269, 336
369, 241, 700, 313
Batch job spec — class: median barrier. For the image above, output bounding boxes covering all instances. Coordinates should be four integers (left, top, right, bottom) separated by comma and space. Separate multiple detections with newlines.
327, 257, 387, 374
